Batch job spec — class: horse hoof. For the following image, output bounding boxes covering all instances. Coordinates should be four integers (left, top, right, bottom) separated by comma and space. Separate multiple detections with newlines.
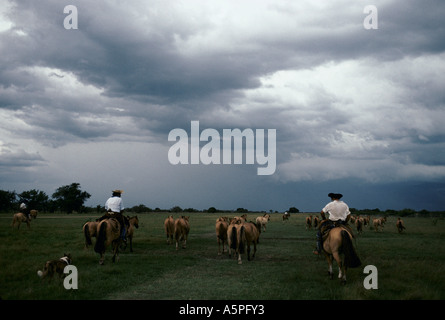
99, 260, 104, 265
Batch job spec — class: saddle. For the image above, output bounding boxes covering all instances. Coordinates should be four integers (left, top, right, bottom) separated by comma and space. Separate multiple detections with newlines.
319, 219, 354, 241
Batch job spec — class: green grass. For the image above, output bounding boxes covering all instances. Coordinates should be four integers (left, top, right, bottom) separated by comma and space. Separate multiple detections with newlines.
1, 213, 444, 300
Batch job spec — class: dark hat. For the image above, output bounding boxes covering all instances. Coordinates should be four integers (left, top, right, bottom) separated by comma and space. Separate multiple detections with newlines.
328, 193, 343, 199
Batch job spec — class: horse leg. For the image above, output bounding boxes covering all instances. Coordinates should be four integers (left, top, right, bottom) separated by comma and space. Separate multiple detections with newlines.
217, 238, 222, 255
325, 254, 334, 279
332, 251, 346, 284
238, 252, 242, 265
129, 236, 133, 252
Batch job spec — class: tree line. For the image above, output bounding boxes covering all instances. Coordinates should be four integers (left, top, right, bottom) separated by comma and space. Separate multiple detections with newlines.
0, 183, 90, 214
1, 183, 443, 216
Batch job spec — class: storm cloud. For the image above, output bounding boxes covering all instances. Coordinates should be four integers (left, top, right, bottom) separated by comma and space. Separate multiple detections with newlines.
1, 0, 444, 211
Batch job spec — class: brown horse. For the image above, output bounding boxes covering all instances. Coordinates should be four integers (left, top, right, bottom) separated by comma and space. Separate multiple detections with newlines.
306, 215, 312, 230
94, 216, 128, 264
256, 214, 270, 232
164, 215, 175, 244
227, 216, 243, 258
126, 215, 139, 252
230, 221, 261, 264
373, 217, 386, 232
355, 218, 363, 235
322, 226, 361, 284
83, 221, 99, 248
396, 217, 406, 233
216, 217, 229, 255
174, 216, 190, 250
12, 212, 31, 229
313, 216, 320, 228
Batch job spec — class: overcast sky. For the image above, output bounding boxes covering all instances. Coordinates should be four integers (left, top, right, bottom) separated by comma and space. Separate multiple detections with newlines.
1, 0, 444, 212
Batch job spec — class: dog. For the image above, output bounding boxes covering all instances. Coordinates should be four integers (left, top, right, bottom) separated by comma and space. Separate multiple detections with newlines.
37, 253, 72, 281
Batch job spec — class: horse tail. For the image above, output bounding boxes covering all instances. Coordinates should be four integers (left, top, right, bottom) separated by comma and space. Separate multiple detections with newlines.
238, 226, 245, 254
341, 230, 361, 268
84, 223, 92, 246
94, 221, 107, 254
230, 226, 237, 250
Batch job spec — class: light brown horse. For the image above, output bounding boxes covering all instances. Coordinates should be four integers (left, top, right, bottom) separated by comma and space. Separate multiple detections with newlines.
256, 214, 270, 232
216, 217, 229, 255
230, 221, 261, 264
174, 216, 190, 250
305, 215, 312, 230
12, 212, 31, 229
355, 217, 363, 235
227, 216, 244, 258
83, 221, 99, 248
164, 215, 175, 244
126, 215, 139, 252
322, 226, 361, 284
94, 217, 128, 264
396, 217, 406, 233
313, 216, 320, 228
373, 217, 386, 232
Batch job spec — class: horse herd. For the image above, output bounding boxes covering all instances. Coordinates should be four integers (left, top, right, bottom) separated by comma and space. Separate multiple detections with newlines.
305, 214, 406, 234
10, 210, 405, 285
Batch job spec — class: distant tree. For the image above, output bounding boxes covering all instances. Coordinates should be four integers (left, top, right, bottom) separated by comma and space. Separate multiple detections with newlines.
0, 190, 17, 212
52, 183, 91, 213
171, 206, 183, 213
18, 189, 49, 212
236, 208, 248, 213
130, 204, 152, 213
288, 207, 299, 213
207, 207, 217, 213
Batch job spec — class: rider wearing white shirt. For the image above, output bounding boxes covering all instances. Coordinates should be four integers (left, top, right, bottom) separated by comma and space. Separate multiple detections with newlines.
314, 193, 351, 255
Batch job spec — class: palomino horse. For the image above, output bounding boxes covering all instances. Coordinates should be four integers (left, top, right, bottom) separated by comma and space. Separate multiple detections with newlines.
94, 216, 128, 264
256, 214, 270, 232
164, 215, 175, 244
126, 215, 139, 252
373, 217, 387, 232
230, 221, 261, 264
174, 216, 190, 250
12, 212, 32, 229
305, 215, 312, 230
83, 221, 99, 248
216, 217, 229, 255
396, 217, 406, 233
322, 224, 361, 284
227, 216, 244, 258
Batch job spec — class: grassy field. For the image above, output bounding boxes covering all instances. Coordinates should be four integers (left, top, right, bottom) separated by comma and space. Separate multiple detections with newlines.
1, 212, 444, 300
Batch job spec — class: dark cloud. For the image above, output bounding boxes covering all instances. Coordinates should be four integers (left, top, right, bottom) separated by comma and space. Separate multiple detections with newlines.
1, 0, 445, 210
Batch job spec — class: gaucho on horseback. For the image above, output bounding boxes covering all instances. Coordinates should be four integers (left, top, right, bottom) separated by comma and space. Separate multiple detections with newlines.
97, 189, 128, 243
313, 193, 352, 255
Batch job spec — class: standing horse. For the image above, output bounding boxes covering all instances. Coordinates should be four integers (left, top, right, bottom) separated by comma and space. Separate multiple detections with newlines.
174, 216, 190, 250
256, 214, 270, 232
12, 212, 31, 230
306, 215, 312, 230
94, 216, 128, 264
164, 215, 175, 244
230, 221, 261, 264
126, 215, 139, 252
322, 226, 361, 284
396, 217, 406, 233
216, 217, 229, 255
227, 216, 244, 258
83, 221, 99, 248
